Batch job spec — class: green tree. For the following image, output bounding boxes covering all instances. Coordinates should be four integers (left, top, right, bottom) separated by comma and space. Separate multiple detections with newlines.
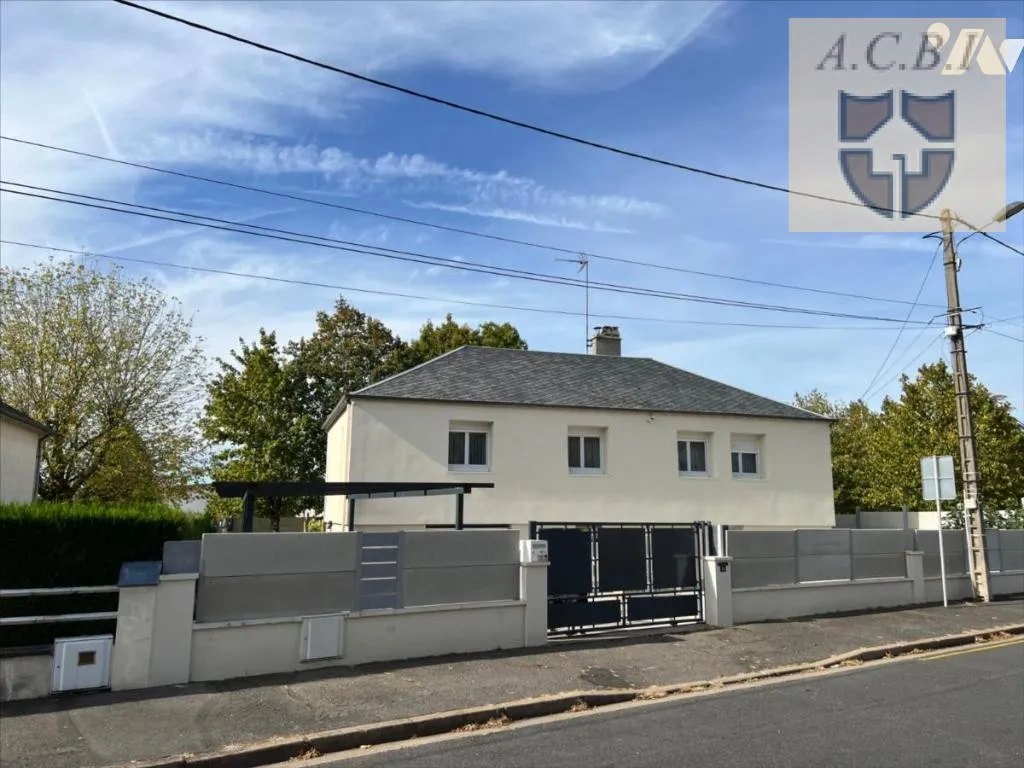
78, 425, 163, 504
793, 390, 878, 514
404, 313, 527, 367
285, 298, 408, 485
201, 330, 303, 526
865, 361, 1024, 519
0, 257, 206, 502
800, 362, 1024, 526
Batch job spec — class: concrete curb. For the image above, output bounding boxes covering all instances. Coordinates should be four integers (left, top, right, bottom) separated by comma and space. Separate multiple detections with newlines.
123, 623, 1024, 768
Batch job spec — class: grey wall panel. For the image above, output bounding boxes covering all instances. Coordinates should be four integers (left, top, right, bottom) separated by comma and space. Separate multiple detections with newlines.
914, 530, 939, 554
1000, 549, 1024, 571
731, 557, 797, 588
200, 532, 358, 578
402, 530, 519, 569
922, 551, 968, 578
833, 514, 857, 529
194, 572, 356, 622
851, 529, 914, 555
163, 540, 201, 574
797, 554, 852, 582
797, 529, 851, 556
727, 532, 797, 559
852, 554, 906, 580
998, 530, 1024, 552
402, 565, 520, 606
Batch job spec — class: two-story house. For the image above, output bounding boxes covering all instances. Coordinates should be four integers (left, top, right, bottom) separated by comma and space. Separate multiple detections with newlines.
323, 327, 835, 535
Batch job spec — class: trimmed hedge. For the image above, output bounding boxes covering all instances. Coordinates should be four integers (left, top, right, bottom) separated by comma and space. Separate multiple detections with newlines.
0, 501, 213, 648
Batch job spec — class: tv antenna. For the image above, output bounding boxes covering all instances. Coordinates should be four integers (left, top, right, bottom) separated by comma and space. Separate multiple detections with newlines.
556, 253, 590, 351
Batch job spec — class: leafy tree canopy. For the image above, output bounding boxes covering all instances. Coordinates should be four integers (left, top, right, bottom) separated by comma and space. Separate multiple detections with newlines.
795, 361, 1024, 526
1, 257, 206, 503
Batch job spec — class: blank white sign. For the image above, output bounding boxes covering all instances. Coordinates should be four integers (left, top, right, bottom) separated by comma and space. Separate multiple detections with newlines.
921, 455, 956, 501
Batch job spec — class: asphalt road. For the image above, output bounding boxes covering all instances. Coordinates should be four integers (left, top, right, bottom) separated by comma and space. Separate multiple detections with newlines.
328, 640, 1024, 768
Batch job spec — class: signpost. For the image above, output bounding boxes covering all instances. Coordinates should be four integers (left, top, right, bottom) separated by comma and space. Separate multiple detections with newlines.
921, 455, 956, 607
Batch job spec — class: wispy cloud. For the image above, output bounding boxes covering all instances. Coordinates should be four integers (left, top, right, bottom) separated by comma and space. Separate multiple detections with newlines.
408, 201, 636, 234
135, 132, 668, 220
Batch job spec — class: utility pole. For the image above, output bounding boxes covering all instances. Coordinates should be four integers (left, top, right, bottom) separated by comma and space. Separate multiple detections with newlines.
939, 208, 990, 602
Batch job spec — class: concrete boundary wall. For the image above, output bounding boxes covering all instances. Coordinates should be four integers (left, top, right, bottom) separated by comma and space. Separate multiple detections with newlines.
193, 530, 522, 623
104, 534, 550, 692
729, 529, 912, 588
704, 550, 1024, 627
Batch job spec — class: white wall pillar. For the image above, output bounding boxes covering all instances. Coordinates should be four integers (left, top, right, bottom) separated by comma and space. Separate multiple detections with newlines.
703, 556, 733, 627
519, 540, 549, 647
110, 584, 157, 691
149, 574, 197, 687
111, 574, 197, 691
905, 550, 925, 604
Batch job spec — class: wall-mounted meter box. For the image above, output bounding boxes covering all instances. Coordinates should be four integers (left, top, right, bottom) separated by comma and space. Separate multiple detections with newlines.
52, 635, 113, 693
520, 539, 549, 564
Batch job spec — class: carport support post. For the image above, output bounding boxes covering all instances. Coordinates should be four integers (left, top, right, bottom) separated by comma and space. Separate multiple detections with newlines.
347, 498, 356, 532
455, 491, 465, 530
241, 489, 254, 533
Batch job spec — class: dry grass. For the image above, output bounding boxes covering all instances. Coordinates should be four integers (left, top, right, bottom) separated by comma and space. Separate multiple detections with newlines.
635, 688, 669, 701
567, 700, 591, 713
975, 631, 1013, 644
833, 658, 865, 668
454, 714, 512, 733
289, 747, 322, 761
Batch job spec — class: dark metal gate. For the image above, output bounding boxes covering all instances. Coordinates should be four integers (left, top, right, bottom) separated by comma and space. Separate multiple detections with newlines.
530, 521, 708, 636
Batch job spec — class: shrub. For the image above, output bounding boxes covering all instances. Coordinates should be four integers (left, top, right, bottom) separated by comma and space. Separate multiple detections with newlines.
0, 501, 213, 648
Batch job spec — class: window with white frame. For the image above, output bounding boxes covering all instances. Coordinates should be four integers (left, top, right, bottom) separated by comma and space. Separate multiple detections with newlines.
730, 436, 761, 478
568, 427, 604, 474
677, 433, 710, 476
448, 421, 490, 471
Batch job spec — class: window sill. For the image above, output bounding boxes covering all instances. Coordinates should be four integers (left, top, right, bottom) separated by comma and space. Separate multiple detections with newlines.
732, 474, 765, 481
569, 469, 606, 477
448, 466, 492, 474
679, 473, 712, 479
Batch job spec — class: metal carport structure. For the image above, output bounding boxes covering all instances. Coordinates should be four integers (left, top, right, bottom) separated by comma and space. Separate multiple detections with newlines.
212, 481, 495, 532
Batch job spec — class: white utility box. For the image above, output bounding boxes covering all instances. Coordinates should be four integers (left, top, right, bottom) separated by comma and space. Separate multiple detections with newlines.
300, 615, 344, 662
52, 634, 113, 693
520, 539, 549, 564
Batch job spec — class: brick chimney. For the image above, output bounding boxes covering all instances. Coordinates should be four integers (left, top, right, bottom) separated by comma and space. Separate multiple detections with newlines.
589, 326, 621, 356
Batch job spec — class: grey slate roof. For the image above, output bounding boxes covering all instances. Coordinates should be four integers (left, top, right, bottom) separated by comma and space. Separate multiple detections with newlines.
349, 346, 827, 422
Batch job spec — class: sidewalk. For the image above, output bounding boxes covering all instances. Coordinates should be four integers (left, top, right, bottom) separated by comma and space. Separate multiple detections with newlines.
3, 600, 1023, 768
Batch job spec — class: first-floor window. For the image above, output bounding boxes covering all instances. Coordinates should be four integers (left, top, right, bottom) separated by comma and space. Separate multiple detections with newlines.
568, 429, 604, 474
678, 437, 708, 476
731, 437, 760, 477
448, 423, 489, 470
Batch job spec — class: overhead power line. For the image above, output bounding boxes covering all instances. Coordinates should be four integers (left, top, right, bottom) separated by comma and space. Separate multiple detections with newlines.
0, 135, 947, 310
976, 230, 1024, 258
0, 239, 930, 333
0, 181, 941, 327
982, 327, 1024, 343
864, 332, 947, 402
859, 241, 943, 400
112, 0, 943, 222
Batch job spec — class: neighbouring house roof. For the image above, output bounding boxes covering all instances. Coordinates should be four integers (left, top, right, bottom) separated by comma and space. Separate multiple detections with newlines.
0, 401, 54, 436
325, 346, 829, 429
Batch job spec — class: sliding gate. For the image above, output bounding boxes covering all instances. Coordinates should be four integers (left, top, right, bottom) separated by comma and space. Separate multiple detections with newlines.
530, 522, 708, 636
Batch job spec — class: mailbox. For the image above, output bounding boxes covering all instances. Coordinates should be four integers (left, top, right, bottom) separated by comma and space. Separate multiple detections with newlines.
520, 539, 549, 564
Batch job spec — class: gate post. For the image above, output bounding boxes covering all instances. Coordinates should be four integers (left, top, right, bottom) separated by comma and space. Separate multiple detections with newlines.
519, 539, 549, 647
702, 556, 733, 627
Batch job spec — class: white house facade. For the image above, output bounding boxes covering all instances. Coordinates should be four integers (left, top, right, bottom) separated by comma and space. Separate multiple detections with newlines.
0, 402, 52, 504
323, 330, 835, 535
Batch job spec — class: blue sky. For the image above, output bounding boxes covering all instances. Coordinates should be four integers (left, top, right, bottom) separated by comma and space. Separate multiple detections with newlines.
1, 0, 1022, 416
